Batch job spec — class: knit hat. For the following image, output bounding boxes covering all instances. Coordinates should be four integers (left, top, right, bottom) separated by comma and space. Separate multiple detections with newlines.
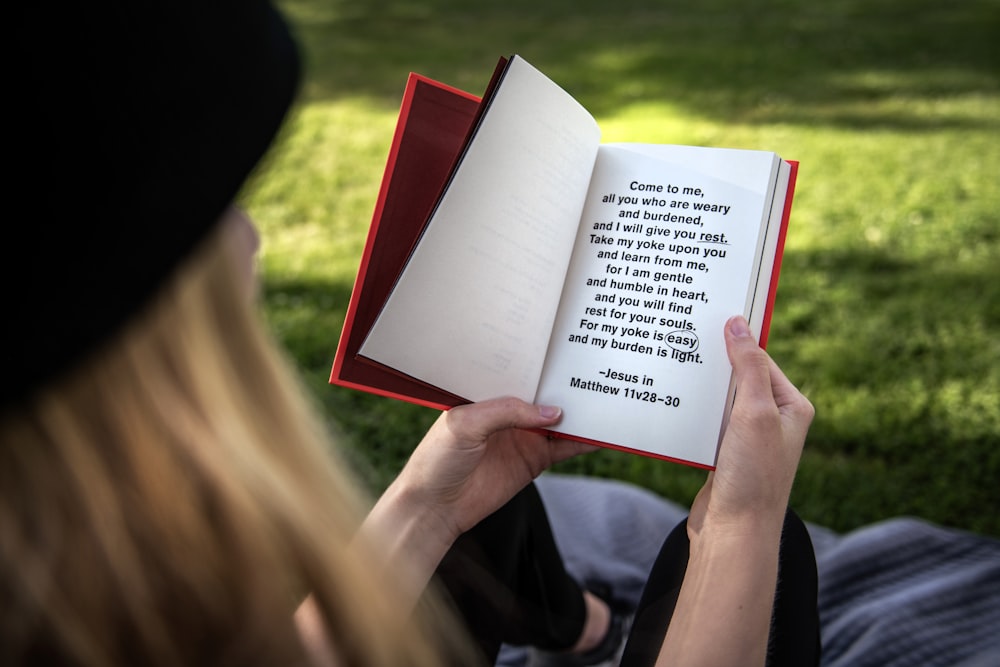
5, 1, 301, 410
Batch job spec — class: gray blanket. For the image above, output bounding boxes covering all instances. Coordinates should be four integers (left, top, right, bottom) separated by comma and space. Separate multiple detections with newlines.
496, 473, 1000, 666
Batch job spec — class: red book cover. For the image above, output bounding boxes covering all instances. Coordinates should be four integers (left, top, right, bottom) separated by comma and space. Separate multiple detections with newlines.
329, 73, 481, 409
757, 160, 798, 350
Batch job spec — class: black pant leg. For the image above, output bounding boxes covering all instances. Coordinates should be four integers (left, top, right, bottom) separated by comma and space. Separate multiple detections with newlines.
766, 510, 822, 666
617, 516, 690, 667
619, 509, 821, 667
433, 482, 586, 663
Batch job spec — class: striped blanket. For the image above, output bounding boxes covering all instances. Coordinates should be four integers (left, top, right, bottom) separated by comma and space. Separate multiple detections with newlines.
495, 474, 1000, 667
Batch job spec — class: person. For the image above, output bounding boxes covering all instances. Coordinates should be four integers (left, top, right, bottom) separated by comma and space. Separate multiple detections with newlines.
3, 2, 818, 665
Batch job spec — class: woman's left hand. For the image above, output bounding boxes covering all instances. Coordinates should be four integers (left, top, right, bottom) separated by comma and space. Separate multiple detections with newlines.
398, 397, 594, 542
359, 398, 592, 604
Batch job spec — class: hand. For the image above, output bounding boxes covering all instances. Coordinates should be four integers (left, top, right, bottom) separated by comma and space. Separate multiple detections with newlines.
689, 316, 814, 537
655, 319, 812, 666
395, 397, 594, 542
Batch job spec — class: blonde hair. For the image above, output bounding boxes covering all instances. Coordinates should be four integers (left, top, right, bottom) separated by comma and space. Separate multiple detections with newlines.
0, 221, 470, 665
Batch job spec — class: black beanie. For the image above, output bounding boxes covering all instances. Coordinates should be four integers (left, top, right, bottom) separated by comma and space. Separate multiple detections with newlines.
5, 1, 301, 410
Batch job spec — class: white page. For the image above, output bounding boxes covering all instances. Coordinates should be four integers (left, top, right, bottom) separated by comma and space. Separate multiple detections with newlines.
360, 57, 602, 401
746, 159, 791, 339
534, 144, 780, 465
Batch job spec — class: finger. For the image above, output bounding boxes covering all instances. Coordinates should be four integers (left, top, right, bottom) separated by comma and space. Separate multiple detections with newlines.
767, 355, 816, 427
765, 355, 802, 409
725, 317, 813, 427
446, 397, 563, 441
543, 436, 599, 464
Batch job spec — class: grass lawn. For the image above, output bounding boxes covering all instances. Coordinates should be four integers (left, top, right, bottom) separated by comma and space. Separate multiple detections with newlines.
244, 0, 1000, 536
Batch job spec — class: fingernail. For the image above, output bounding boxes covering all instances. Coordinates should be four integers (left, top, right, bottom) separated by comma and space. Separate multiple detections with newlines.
538, 405, 562, 419
729, 316, 752, 338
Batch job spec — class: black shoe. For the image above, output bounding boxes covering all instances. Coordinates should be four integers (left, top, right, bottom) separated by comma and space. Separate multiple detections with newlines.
528, 584, 631, 667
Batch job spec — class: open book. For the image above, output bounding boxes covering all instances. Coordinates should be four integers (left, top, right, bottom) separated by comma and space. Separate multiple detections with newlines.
330, 55, 798, 469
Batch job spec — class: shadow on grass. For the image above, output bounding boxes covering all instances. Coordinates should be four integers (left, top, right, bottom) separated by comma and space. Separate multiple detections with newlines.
279, 0, 999, 131
770, 246, 1000, 534
773, 246, 1000, 403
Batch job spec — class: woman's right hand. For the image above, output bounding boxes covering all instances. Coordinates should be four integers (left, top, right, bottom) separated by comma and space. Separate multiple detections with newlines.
655, 316, 814, 667
689, 314, 814, 537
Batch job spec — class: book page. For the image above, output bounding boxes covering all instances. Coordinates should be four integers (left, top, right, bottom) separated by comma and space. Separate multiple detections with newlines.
749, 159, 792, 345
360, 57, 601, 401
535, 144, 781, 466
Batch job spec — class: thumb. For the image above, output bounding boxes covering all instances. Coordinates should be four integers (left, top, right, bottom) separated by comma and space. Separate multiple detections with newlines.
723, 315, 815, 450
724, 316, 772, 405
445, 397, 563, 441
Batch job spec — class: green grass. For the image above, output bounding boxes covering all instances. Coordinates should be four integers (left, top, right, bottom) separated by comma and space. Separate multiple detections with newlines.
243, 0, 1000, 536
